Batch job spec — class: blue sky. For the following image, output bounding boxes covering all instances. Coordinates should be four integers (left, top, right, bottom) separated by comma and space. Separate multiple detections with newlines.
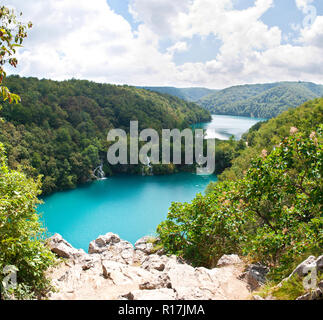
4, 0, 323, 88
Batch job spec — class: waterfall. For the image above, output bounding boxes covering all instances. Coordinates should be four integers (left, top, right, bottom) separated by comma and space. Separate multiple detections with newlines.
142, 156, 153, 176
93, 163, 106, 180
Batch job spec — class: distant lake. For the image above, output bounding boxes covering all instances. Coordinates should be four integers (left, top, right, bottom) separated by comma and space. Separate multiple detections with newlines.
39, 114, 264, 251
194, 114, 267, 140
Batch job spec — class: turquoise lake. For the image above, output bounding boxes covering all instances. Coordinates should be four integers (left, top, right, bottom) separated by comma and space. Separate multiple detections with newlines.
39, 173, 216, 250
39, 114, 266, 251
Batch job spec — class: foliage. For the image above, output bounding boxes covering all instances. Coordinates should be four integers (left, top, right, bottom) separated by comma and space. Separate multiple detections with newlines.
0, 6, 31, 105
220, 98, 323, 181
0, 142, 56, 299
157, 123, 323, 280
0, 76, 211, 194
141, 86, 216, 102
198, 82, 323, 118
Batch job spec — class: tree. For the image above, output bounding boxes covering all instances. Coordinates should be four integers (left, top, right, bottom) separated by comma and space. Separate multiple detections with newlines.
0, 5, 32, 105
0, 6, 55, 300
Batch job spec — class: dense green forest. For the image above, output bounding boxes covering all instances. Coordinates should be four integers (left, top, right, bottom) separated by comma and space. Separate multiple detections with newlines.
157, 98, 323, 289
0, 76, 211, 194
198, 82, 323, 118
140, 86, 216, 102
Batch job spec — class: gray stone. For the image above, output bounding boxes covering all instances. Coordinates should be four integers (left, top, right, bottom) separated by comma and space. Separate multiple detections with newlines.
217, 254, 243, 267
315, 256, 323, 272
242, 263, 269, 290
48, 233, 84, 259
142, 254, 168, 272
139, 274, 172, 290
134, 236, 155, 255
289, 256, 317, 279
124, 289, 177, 300
88, 233, 121, 254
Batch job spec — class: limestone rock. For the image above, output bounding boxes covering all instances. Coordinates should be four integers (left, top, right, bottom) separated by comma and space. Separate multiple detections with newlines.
124, 289, 177, 300
134, 236, 155, 255
139, 273, 172, 290
142, 254, 168, 272
288, 256, 316, 279
315, 255, 323, 272
88, 233, 121, 254
48, 233, 85, 259
175, 287, 213, 300
241, 263, 269, 290
217, 255, 243, 267
89, 233, 134, 265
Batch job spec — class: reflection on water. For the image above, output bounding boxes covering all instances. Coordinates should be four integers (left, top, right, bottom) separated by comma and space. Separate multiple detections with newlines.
194, 114, 267, 140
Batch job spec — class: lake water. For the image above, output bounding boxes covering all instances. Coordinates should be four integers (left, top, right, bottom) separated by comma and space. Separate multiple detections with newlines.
39, 173, 216, 250
39, 114, 265, 251
194, 114, 266, 140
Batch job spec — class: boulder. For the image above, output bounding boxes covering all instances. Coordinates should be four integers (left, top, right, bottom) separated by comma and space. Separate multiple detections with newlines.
288, 256, 316, 279
142, 254, 169, 272
123, 289, 177, 300
175, 287, 213, 300
101, 260, 134, 286
48, 233, 85, 259
88, 233, 121, 254
89, 233, 135, 264
315, 256, 323, 272
217, 254, 243, 267
165, 260, 198, 289
139, 273, 172, 290
241, 263, 269, 291
134, 236, 155, 255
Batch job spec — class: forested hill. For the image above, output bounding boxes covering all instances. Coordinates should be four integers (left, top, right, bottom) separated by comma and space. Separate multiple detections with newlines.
140, 86, 216, 102
198, 82, 323, 118
0, 76, 211, 194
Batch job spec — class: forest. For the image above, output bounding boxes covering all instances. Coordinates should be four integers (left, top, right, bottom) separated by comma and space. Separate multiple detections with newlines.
198, 82, 323, 118
0, 76, 211, 194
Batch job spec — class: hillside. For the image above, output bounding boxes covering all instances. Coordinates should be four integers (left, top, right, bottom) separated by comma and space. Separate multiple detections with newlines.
219, 97, 323, 181
140, 86, 216, 102
157, 99, 323, 287
198, 82, 323, 118
0, 76, 211, 194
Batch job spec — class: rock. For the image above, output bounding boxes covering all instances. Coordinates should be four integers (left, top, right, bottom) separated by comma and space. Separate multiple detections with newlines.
48, 233, 84, 259
88, 233, 121, 254
134, 236, 155, 255
217, 254, 243, 267
101, 261, 134, 286
289, 256, 317, 279
175, 287, 213, 300
124, 289, 177, 300
139, 274, 172, 290
241, 263, 269, 291
142, 255, 168, 272
318, 281, 323, 292
165, 260, 198, 289
89, 233, 134, 264
315, 255, 323, 272
252, 295, 265, 300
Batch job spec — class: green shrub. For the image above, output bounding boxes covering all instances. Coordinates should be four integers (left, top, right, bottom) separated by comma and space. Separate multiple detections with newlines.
0, 143, 56, 299
157, 125, 323, 279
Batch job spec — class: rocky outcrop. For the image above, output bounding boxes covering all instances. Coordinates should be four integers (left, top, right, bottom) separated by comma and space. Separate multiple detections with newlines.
240, 263, 269, 291
47, 233, 252, 300
48, 233, 86, 260
217, 254, 243, 267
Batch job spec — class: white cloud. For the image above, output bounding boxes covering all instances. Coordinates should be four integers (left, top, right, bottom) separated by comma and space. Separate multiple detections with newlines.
167, 42, 189, 55
2, 0, 323, 88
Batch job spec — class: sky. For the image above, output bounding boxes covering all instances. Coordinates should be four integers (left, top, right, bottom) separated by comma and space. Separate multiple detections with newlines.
3, 0, 323, 89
